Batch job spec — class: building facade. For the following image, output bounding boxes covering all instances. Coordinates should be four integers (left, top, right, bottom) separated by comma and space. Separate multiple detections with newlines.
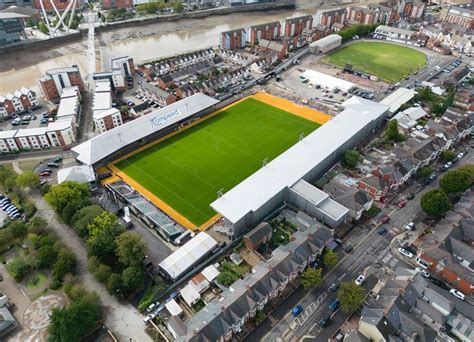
319, 8, 347, 28
100, 0, 133, 9
219, 28, 246, 50
442, 6, 474, 29
93, 107, 123, 133
247, 21, 281, 46
39, 66, 85, 102
0, 87, 38, 117
32, 0, 84, 11
284, 15, 313, 37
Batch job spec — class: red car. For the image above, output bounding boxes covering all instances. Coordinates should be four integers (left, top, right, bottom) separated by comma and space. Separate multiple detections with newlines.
39, 171, 50, 177
381, 215, 390, 224
398, 200, 407, 208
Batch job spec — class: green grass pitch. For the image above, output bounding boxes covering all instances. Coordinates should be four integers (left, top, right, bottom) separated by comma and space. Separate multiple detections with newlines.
322, 42, 427, 83
116, 98, 320, 226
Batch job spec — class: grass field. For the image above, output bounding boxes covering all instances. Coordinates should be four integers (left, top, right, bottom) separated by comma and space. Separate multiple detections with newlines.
322, 42, 427, 83
116, 98, 320, 226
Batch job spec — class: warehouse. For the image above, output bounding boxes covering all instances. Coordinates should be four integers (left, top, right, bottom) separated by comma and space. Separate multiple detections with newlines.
211, 96, 389, 237
158, 232, 219, 281
301, 69, 355, 92
379, 87, 417, 115
72, 93, 219, 167
309, 34, 342, 54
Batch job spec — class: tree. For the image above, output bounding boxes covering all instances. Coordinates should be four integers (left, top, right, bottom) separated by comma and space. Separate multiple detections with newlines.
440, 170, 472, 194
301, 268, 322, 289
106, 273, 123, 295
440, 150, 455, 163
37, 244, 59, 268
217, 271, 238, 286
72, 205, 104, 238
338, 282, 365, 313
94, 263, 112, 283
115, 231, 147, 267
323, 249, 338, 267
87, 212, 124, 260
417, 165, 433, 178
121, 266, 145, 291
8, 221, 27, 239
38, 21, 49, 34
421, 189, 450, 218
45, 181, 90, 224
458, 164, 474, 181
385, 119, 404, 142
16, 171, 40, 188
52, 249, 76, 281
172, 0, 184, 12
48, 295, 102, 342
6, 257, 30, 281
342, 150, 360, 169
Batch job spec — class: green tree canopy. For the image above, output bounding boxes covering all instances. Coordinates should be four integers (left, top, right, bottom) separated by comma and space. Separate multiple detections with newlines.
71, 205, 104, 238
87, 212, 124, 260
48, 295, 102, 342
52, 249, 76, 281
121, 266, 145, 292
37, 244, 59, 269
323, 249, 338, 268
417, 165, 433, 178
440, 150, 455, 163
440, 170, 472, 194
94, 263, 112, 284
420, 189, 451, 218
6, 257, 30, 281
115, 231, 147, 267
458, 164, 474, 181
106, 273, 123, 295
337, 282, 365, 313
45, 181, 90, 224
8, 221, 27, 239
385, 119, 405, 142
342, 150, 360, 169
301, 268, 322, 289
16, 171, 40, 188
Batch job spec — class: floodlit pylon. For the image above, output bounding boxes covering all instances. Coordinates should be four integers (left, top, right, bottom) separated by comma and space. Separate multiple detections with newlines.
39, 0, 77, 37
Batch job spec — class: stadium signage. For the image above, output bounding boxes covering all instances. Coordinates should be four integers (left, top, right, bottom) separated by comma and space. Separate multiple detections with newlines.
150, 110, 181, 128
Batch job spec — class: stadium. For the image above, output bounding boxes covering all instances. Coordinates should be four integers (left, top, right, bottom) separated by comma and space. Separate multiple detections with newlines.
73, 93, 332, 230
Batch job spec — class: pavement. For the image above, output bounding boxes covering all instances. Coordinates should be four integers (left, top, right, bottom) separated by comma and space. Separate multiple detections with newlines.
252, 143, 474, 342
29, 192, 151, 341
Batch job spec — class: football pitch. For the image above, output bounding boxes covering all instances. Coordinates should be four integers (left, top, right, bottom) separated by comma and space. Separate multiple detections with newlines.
115, 97, 321, 227
321, 42, 427, 83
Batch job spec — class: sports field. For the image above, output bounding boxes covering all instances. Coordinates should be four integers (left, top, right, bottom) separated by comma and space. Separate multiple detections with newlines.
115, 97, 321, 227
321, 42, 426, 83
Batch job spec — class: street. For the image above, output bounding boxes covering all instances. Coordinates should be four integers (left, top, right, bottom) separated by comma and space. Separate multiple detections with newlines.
250, 145, 474, 342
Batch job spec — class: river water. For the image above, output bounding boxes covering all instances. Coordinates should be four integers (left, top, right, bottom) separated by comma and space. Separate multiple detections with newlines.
0, 8, 316, 94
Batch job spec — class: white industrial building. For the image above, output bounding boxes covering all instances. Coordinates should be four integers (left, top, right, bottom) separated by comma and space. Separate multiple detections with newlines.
158, 232, 219, 281
309, 34, 342, 54
374, 25, 417, 45
72, 93, 219, 166
211, 96, 389, 237
302, 69, 355, 92
379, 87, 417, 115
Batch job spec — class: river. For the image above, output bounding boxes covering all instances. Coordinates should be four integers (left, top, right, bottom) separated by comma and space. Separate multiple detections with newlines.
0, 7, 317, 94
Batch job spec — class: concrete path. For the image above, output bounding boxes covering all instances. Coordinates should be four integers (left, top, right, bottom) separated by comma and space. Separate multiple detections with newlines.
30, 192, 151, 341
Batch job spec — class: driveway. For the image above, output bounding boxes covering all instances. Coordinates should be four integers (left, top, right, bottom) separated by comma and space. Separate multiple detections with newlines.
30, 192, 151, 341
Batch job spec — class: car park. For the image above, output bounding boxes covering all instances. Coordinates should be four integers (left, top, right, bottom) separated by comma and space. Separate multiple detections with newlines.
449, 289, 465, 300
398, 247, 414, 258
415, 267, 430, 278
404, 222, 415, 231
355, 275, 365, 286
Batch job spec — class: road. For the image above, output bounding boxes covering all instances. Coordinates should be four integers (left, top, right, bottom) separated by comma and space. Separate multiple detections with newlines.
252, 145, 474, 342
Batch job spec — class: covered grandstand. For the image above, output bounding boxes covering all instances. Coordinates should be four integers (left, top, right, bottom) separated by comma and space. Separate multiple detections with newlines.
301, 69, 355, 92
72, 93, 219, 167
211, 96, 389, 237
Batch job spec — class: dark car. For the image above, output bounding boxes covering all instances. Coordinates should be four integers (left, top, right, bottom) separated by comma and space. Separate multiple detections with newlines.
292, 304, 304, 317
403, 245, 417, 254
47, 162, 59, 168
318, 316, 330, 328
329, 283, 340, 292
344, 245, 353, 253
429, 278, 449, 290
406, 193, 415, 200
328, 299, 340, 312
378, 227, 388, 236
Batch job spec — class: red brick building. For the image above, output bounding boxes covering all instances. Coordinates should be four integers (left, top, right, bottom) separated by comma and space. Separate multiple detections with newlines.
38, 66, 85, 103
403, 0, 425, 19
32, 0, 85, 12
100, 0, 133, 9
358, 175, 389, 202
347, 6, 376, 25
219, 28, 246, 50
320, 8, 347, 28
248, 21, 281, 46
283, 15, 313, 37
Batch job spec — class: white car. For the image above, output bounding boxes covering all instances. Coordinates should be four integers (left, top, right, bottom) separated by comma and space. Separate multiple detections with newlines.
404, 222, 415, 231
355, 275, 365, 286
450, 289, 465, 301
457, 152, 465, 159
415, 267, 430, 278
444, 161, 453, 169
398, 247, 414, 258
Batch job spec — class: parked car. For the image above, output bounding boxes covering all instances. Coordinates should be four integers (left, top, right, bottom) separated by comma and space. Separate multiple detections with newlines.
355, 275, 365, 286
292, 304, 304, 317
444, 161, 453, 169
39, 171, 50, 177
457, 152, 464, 159
449, 289, 465, 301
398, 200, 407, 208
344, 245, 353, 253
146, 302, 157, 313
415, 267, 430, 278
404, 221, 415, 231
53, 156, 62, 163
328, 299, 340, 312
398, 247, 414, 258
381, 215, 390, 224
378, 227, 388, 236
318, 316, 330, 328
406, 193, 415, 200
329, 283, 340, 292
47, 162, 59, 168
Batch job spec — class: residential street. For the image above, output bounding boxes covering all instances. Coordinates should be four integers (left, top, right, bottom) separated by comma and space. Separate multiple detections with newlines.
251, 146, 474, 342
29, 192, 151, 342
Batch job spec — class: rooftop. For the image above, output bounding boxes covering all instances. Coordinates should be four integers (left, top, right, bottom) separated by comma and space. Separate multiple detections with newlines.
93, 107, 120, 120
